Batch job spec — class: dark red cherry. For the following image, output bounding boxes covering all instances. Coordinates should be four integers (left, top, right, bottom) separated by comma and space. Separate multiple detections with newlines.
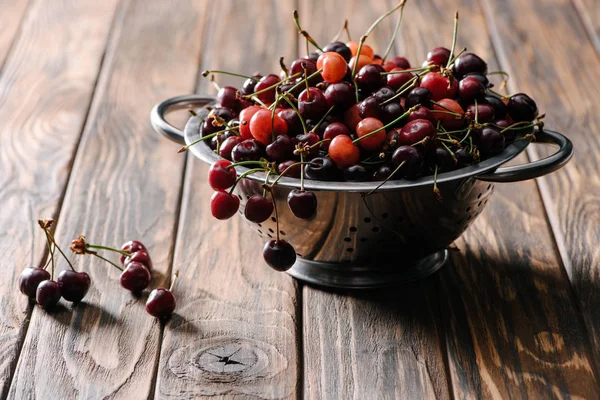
304, 157, 342, 181
263, 240, 296, 271
391, 145, 424, 179
343, 164, 369, 181
477, 127, 506, 156
57, 270, 91, 303
426, 47, 451, 66
298, 88, 328, 120
323, 122, 350, 150
355, 64, 386, 92
19, 267, 51, 298
455, 147, 476, 167
120, 261, 151, 293
387, 68, 413, 91
483, 94, 508, 120
458, 76, 486, 102
36, 280, 61, 309
211, 130, 236, 152
466, 103, 495, 123
453, 53, 488, 78
120, 240, 146, 264
324, 81, 355, 111
245, 195, 274, 223
266, 134, 294, 161
208, 159, 237, 191
254, 74, 280, 104
202, 107, 235, 137
433, 146, 457, 172
307, 52, 320, 62
405, 87, 432, 109
358, 96, 381, 119
463, 72, 490, 88
240, 73, 262, 96
231, 139, 264, 163
146, 288, 176, 319
507, 93, 538, 122
323, 41, 352, 62
397, 119, 435, 146
391, 56, 411, 69
373, 164, 395, 181
287, 190, 317, 219
373, 86, 396, 103
290, 58, 320, 85
380, 102, 404, 126
278, 160, 302, 177
210, 190, 240, 220
295, 132, 320, 157
216, 86, 240, 110
125, 250, 153, 271
219, 136, 243, 160
407, 107, 436, 124
277, 108, 303, 137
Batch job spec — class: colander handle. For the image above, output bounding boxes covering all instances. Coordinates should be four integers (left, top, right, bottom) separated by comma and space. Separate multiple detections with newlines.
150, 95, 215, 144
475, 129, 573, 182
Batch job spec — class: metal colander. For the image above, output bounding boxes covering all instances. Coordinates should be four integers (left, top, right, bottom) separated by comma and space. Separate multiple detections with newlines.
151, 95, 573, 289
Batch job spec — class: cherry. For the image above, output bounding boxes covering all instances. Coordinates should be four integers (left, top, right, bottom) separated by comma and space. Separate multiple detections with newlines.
382, 60, 397, 72
239, 105, 262, 140
244, 195, 274, 223
210, 190, 240, 220
291, 58, 318, 80
507, 93, 538, 122
120, 240, 146, 264
240, 73, 262, 95
211, 130, 236, 151
358, 96, 381, 119
263, 239, 296, 271
266, 134, 294, 161
380, 102, 404, 126
355, 64, 386, 92
36, 280, 61, 309
391, 145, 424, 179
494, 119, 516, 141
323, 122, 350, 150
304, 157, 342, 181
324, 81, 355, 111
426, 47, 451, 66
466, 103, 495, 123
455, 148, 476, 167
249, 109, 288, 145
420, 72, 458, 101
231, 139, 264, 163
433, 99, 465, 130
216, 86, 240, 110
120, 261, 151, 293
391, 56, 411, 69
433, 146, 457, 172
57, 270, 91, 303
318, 52, 347, 83
405, 87, 432, 109
219, 136, 243, 160
477, 126, 505, 156
483, 94, 508, 120
323, 41, 352, 61
146, 287, 176, 319
19, 267, 51, 298
453, 53, 488, 78
372, 86, 396, 103
463, 72, 490, 87
295, 132, 320, 157
277, 108, 303, 137
347, 41, 374, 58
458, 76, 486, 102
397, 119, 435, 146
307, 52, 320, 62
298, 88, 328, 120
343, 104, 362, 134
344, 165, 369, 181
278, 160, 302, 177
356, 118, 386, 151
349, 55, 372, 72
408, 107, 436, 124
124, 250, 153, 271
288, 190, 317, 219
208, 159, 237, 190
373, 164, 395, 181
202, 108, 235, 136
328, 134, 360, 168
254, 74, 280, 105
387, 68, 413, 91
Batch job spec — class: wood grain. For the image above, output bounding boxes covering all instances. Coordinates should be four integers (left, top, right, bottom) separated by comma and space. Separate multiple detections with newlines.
299, 1, 451, 398
154, 0, 301, 398
571, 0, 600, 55
7, 0, 207, 398
0, 0, 119, 397
481, 0, 600, 381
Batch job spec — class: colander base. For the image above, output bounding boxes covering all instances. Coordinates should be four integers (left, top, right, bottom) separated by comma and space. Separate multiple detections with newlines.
287, 250, 448, 290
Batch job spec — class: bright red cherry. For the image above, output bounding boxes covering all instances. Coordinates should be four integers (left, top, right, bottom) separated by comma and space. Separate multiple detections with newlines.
208, 159, 237, 190
356, 118, 386, 151
254, 74, 280, 105
420, 72, 458, 101
210, 190, 240, 220
323, 122, 350, 150
239, 105, 262, 140
249, 109, 288, 145
397, 119, 435, 146
245, 195, 274, 223
328, 135, 361, 168
433, 99, 465, 130
317, 52, 347, 83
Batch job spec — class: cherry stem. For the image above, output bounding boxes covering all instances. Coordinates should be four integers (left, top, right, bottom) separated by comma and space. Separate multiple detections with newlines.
381, 68, 432, 105
279, 57, 289, 77
94, 253, 123, 271
287, 69, 322, 94
271, 96, 280, 142
228, 168, 266, 195
262, 169, 272, 198
308, 138, 331, 150
188, 109, 205, 123
447, 47, 467, 66
440, 141, 458, 163
226, 160, 268, 169
430, 100, 462, 116
474, 99, 479, 123
380, 66, 431, 75
46, 229, 75, 272
433, 165, 442, 201
293, 10, 323, 51
86, 244, 131, 257
272, 187, 281, 241
430, 109, 462, 116
488, 88, 510, 99
382, 1, 406, 62
300, 153, 305, 191
244, 72, 302, 100
210, 76, 221, 92
178, 126, 239, 153
366, 161, 405, 196
43, 230, 55, 273
352, 105, 418, 144
169, 270, 179, 291
312, 105, 335, 130
460, 128, 472, 143
270, 161, 313, 186
344, 19, 352, 41
279, 94, 308, 134
202, 70, 259, 81
331, 18, 349, 42
446, 12, 460, 69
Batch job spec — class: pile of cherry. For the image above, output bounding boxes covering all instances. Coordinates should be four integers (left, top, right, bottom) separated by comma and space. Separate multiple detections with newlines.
18, 219, 176, 319
183, 6, 542, 272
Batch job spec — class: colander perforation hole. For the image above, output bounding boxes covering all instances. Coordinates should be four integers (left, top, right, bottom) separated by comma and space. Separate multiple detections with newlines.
346, 248, 354, 253
487, 184, 492, 190
344, 237, 351, 242
360, 237, 367, 242
296, 252, 303, 257
477, 193, 482, 199
364, 217, 371, 223
466, 206, 471, 212
478, 201, 483, 207
350, 226, 357, 232
279, 230, 286, 236
257, 229, 263, 235
268, 228, 274, 233
237, 194, 243, 200
257, 223, 262, 227
246, 194, 250, 200
267, 233, 273, 238
271, 217, 277, 222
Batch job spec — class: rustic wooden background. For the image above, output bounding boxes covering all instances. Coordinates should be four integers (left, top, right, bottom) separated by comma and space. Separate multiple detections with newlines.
1, 0, 599, 398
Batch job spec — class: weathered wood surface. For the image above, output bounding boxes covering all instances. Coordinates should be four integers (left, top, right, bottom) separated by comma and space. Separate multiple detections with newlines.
0, 0, 119, 397
572, 0, 600, 55
482, 0, 600, 379
154, 0, 301, 398
7, 0, 206, 398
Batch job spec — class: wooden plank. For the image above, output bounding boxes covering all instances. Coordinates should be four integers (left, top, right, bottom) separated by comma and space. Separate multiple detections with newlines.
299, 1, 451, 398
405, 0, 600, 397
0, 0, 119, 397
481, 0, 600, 383
572, 0, 600, 55
154, 1, 301, 398
6, 1, 207, 398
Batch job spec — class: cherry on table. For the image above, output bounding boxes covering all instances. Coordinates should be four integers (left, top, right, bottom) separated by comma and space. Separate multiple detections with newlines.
125, 250, 153, 271
263, 239, 297, 271
208, 159, 237, 191
19, 267, 51, 298
245, 195, 274, 223
120, 240, 146, 264
57, 270, 91, 303
120, 261, 151, 293
146, 288, 176, 319
304, 157, 342, 181
287, 190, 317, 220
36, 280, 61, 310
210, 190, 240, 220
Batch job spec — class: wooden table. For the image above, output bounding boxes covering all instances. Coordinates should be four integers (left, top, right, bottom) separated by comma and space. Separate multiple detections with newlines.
2, 0, 599, 398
